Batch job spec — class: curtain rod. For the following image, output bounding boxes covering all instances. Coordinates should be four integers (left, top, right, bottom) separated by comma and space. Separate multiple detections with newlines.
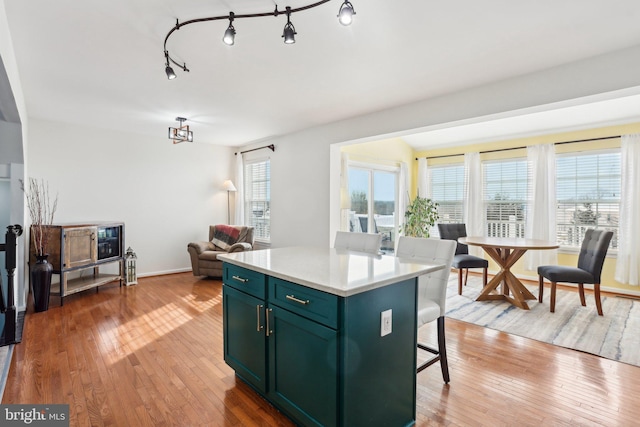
416, 135, 621, 160
235, 144, 275, 156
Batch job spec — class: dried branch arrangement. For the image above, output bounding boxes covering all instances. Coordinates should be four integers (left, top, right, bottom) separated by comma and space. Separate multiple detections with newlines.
22, 178, 58, 256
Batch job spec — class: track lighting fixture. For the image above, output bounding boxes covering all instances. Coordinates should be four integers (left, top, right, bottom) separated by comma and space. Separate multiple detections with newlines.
223, 12, 236, 46
163, 0, 356, 79
168, 117, 193, 144
282, 7, 296, 44
337, 1, 355, 26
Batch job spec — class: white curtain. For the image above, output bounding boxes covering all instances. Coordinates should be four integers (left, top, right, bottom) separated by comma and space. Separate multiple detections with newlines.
463, 152, 483, 255
417, 158, 429, 197
234, 153, 245, 225
339, 152, 351, 231
398, 161, 410, 238
525, 144, 557, 269
615, 134, 640, 285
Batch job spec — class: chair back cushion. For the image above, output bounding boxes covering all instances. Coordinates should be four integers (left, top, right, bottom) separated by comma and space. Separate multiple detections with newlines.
334, 231, 382, 255
396, 237, 456, 320
577, 229, 613, 283
437, 223, 469, 255
209, 225, 254, 250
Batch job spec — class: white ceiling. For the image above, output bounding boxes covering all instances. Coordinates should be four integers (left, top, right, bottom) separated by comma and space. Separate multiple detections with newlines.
5, 0, 640, 148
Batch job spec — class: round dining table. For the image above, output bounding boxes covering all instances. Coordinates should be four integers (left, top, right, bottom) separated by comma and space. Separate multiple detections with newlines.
458, 236, 559, 310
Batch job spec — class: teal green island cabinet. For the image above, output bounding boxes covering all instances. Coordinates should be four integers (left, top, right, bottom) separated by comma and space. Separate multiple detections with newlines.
219, 246, 444, 427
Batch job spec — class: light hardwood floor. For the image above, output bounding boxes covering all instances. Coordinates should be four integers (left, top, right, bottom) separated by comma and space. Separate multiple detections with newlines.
3, 273, 640, 426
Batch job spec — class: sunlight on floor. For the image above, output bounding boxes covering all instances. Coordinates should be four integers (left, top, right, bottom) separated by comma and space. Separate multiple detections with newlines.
104, 290, 223, 364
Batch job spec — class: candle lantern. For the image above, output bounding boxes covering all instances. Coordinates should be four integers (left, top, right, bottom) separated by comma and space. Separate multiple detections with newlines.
124, 247, 138, 286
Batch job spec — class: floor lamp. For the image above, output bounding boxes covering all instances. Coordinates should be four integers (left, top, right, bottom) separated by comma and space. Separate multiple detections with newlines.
223, 180, 237, 224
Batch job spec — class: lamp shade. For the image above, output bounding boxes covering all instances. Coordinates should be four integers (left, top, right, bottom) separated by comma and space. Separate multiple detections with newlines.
223, 180, 237, 192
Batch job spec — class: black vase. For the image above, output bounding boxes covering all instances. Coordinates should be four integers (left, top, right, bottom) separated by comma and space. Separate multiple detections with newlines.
31, 254, 53, 312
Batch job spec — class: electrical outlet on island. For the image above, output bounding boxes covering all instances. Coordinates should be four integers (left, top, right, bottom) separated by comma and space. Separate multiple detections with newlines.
381, 309, 392, 337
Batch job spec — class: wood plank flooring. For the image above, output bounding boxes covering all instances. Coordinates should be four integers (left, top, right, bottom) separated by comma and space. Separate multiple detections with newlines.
3, 273, 640, 426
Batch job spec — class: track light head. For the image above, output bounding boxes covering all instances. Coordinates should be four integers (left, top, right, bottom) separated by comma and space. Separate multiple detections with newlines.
223, 12, 236, 46
338, 1, 355, 26
165, 65, 176, 80
282, 7, 296, 44
223, 25, 236, 45
282, 23, 296, 44
164, 52, 177, 79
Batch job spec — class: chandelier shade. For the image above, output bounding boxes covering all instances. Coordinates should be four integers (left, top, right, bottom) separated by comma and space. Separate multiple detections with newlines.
168, 117, 193, 144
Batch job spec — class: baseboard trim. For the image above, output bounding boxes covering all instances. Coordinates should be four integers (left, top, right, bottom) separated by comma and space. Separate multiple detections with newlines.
138, 268, 192, 278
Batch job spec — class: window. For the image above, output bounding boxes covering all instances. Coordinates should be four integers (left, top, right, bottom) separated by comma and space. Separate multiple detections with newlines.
556, 150, 620, 249
483, 159, 528, 238
348, 164, 398, 254
429, 164, 464, 236
244, 159, 270, 241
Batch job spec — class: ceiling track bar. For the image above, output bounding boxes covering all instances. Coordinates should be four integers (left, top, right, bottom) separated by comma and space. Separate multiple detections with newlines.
163, 0, 333, 71
235, 144, 276, 156
416, 135, 622, 160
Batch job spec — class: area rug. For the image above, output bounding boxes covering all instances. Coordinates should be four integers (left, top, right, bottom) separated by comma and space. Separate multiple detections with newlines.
445, 274, 640, 367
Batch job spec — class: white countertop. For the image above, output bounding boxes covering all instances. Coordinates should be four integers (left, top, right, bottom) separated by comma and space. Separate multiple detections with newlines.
218, 246, 445, 297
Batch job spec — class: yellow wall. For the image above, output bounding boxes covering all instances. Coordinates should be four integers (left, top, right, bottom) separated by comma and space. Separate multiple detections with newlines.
414, 122, 640, 294
341, 137, 416, 198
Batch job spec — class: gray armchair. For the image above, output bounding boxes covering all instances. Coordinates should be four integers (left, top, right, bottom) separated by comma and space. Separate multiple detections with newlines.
188, 225, 255, 277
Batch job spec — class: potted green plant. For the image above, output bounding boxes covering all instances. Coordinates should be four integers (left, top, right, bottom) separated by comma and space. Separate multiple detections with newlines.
22, 178, 58, 312
401, 196, 439, 238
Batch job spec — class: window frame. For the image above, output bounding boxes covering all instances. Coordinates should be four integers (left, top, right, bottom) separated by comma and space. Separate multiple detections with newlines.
482, 157, 529, 239
428, 163, 465, 237
347, 160, 400, 253
244, 157, 271, 243
555, 148, 620, 253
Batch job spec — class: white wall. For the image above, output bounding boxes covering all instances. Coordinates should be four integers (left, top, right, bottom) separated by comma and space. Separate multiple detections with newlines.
1, 0, 28, 309
27, 119, 234, 276
249, 44, 640, 249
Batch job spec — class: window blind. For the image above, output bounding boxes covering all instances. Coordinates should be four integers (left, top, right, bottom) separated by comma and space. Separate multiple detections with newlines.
556, 150, 620, 249
429, 165, 464, 237
244, 159, 271, 240
483, 159, 528, 238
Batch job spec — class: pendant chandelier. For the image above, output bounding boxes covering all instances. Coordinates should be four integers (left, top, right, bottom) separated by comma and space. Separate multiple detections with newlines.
163, 0, 356, 80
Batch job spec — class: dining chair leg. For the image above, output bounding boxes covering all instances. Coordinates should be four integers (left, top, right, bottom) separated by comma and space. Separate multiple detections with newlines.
482, 267, 487, 286
464, 268, 469, 286
437, 316, 450, 384
550, 281, 557, 313
594, 283, 603, 316
578, 283, 586, 306
457, 269, 463, 295
538, 275, 544, 303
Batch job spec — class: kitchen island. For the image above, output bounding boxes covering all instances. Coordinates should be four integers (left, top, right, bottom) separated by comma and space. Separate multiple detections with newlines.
219, 246, 444, 427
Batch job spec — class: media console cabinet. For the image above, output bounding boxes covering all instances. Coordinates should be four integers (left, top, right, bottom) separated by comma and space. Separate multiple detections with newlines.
30, 222, 125, 304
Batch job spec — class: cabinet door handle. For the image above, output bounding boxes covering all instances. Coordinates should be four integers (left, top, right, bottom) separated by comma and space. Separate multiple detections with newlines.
232, 275, 249, 283
286, 294, 310, 305
265, 308, 273, 336
256, 304, 264, 332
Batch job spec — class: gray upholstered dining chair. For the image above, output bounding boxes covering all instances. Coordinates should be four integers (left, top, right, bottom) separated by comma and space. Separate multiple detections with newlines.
396, 236, 456, 383
333, 231, 382, 255
538, 228, 613, 316
437, 223, 488, 295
